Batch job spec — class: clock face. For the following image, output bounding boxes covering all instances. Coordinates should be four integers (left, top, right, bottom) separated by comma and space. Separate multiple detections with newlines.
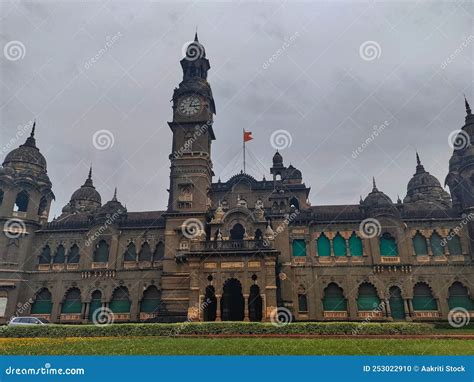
177, 95, 202, 116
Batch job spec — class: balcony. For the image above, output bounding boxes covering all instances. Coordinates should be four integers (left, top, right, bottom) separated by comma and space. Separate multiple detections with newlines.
190, 239, 274, 252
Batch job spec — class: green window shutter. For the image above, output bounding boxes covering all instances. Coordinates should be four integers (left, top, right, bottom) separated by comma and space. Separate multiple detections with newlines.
448, 296, 474, 310
124, 243, 136, 261
140, 299, 160, 313
317, 234, 330, 257
323, 284, 347, 311
68, 245, 80, 263
333, 234, 346, 257
88, 300, 103, 320
292, 239, 306, 257
447, 235, 462, 256
413, 233, 428, 256
430, 233, 444, 256
110, 300, 131, 313
413, 284, 437, 311
61, 300, 82, 314
349, 233, 363, 256
94, 241, 109, 262
53, 245, 66, 263
357, 284, 380, 310
31, 301, 53, 314
39, 246, 51, 264
380, 234, 398, 257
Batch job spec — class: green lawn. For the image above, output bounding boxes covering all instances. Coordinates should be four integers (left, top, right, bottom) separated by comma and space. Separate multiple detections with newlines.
1, 337, 472, 355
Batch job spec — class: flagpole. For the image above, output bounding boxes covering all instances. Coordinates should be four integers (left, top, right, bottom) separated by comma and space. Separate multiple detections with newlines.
243, 128, 246, 173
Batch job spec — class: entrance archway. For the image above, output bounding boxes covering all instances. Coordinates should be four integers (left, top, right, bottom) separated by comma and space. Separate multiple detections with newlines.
248, 284, 263, 322
389, 286, 405, 320
203, 285, 217, 321
221, 278, 244, 321
230, 224, 245, 241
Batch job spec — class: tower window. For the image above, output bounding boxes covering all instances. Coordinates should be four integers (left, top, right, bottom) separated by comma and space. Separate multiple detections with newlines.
14, 190, 29, 212
37, 196, 48, 216
0, 189, 3, 206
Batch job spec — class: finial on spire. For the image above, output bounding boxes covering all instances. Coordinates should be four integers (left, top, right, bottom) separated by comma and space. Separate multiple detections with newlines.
464, 94, 472, 115
88, 165, 92, 180
416, 151, 421, 166
31, 120, 36, 138
372, 177, 377, 190
113, 187, 117, 201
194, 27, 199, 42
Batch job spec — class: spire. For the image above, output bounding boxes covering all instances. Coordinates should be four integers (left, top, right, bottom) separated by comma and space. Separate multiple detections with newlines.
194, 27, 199, 42
416, 151, 421, 166
23, 120, 37, 147
465, 95, 472, 115
31, 120, 36, 138
415, 151, 425, 174
88, 165, 92, 180
372, 177, 378, 191
84, 166, 94, 187
112, 187, 117, 201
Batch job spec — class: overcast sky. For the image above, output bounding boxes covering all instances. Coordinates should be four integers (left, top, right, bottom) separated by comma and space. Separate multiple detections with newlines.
1, 0, 473, 218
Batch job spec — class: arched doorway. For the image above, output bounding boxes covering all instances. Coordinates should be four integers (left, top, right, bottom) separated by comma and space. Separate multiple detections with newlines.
389, 286, 405, 320
230, 224, 245, 241
221, 278, 244, 321
248, 284, 262, 322
88, 290, 102, 321
203, 285, 217, 321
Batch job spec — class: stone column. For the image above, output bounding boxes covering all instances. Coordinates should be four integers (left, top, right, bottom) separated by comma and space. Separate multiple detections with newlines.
384, 299, 393, 321
83, 302, 90, 323
407, 299, 414, 321
215, 295, 221, 321
244, 294, 249, 322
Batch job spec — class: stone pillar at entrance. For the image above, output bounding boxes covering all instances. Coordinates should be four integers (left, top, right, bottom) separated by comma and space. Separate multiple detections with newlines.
405, 299, 412, 321
384, 299, 393, 321
215, 294, 221, 321
243, 294, 249, 322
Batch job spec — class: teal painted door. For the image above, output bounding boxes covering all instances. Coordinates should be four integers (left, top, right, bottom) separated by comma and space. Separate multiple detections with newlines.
390, 295, 405, 319
88, 300, 102, 321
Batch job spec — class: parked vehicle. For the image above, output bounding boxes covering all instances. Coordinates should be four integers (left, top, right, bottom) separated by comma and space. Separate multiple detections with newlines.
8, 316, 50, 326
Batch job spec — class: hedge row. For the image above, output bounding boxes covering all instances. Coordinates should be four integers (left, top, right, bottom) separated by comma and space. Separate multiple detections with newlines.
0, 322, 434, 338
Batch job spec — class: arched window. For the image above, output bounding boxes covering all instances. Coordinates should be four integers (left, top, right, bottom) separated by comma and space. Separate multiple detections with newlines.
430, 232, 444, 256
138, 242, 152, 262
153, 242, 165, 261
248, 284, 263, 321
38, 245, 51, 264
317, 233, 331, 257
412, 282, 437, 311
292, 239, 306, 257
31, 288, 52, 314
124, 242, 137, 262
110, 287, 131, 313
323, 283, 347, 311
254, 229, 263, 241
14, 190, 29, 212
0, 189, 3, 206
448, 282, 474, 311
61, 288, 82, 314
389, 286, 405, 319
53, 245, 65, 263
333, 233, 346, 257
348, 232, 363, 256
289, 197, 300, 210
203, 285, 217, 322
37, 196, 48, 216
140, 286, 161, 314
88, 290, 102, 321
68, 244, 80, 264
379, 233, 398, 257
413, 232, 428, 256
447, 234, 463, 256
297, 286, 308, 313
93, 240, 109, 263
230, 223, 245, 240
357, 283, 380, 311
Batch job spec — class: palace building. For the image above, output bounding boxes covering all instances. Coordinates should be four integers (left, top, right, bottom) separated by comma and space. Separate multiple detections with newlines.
0, 34, 473, 324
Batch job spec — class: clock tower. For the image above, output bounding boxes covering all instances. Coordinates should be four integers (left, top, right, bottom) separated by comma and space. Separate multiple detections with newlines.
167, 33, 216, 212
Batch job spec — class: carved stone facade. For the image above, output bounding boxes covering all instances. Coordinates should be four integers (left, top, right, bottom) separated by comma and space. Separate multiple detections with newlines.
0, 35, 473, 324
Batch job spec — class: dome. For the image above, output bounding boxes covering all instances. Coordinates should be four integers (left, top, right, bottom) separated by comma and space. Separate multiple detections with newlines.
272, 151, 283, 166
362, 178, 399, 217
98, 188, 126, 216
404, 154, 451, 208
2, 125, 47, 172
64, 168, 102, 215
284, 164, 302, 179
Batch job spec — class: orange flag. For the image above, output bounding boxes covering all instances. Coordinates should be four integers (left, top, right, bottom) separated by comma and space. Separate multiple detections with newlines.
243, 130, 253, 142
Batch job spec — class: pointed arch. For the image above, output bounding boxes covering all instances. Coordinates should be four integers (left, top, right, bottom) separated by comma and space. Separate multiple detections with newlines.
53, 244, 66, 264
31, 288, 52, 315
68, 244, 80, 264
388, 286, 405, 320
317, 233, 331, 257
412, 231, 428, 256
88, 290, 103, 321
379, 232, 398, 257
153, 241, 165, 261
124, 242, 137, 262
323, 283, 347, 311
448, 282, 474, 311
37, 196, 48, 216
357, 282, 380, 310
110, 286, 131, 313
249, 284, 263, 321
61, 288, 82, 314
333, 233, 346, 257
413, 282, 437, 311
14, 190, 29, 212
93, 240, 109, 263
349, 232, 363, 256
203, 285, 217, 322
430, 232, 444, 256
38, 245, 51, 264
140, 285, 161, 314
447, 233, 463, 256
138, 242, 152, 262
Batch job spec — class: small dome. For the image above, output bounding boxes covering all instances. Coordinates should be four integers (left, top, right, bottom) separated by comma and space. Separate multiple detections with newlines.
272, 151, 283, 165
404, 154, 451, 208
2, 125, 47, 172
64, 168, 102, 215
285, 164, 302, 179
98, 188, 126, 216
362, 178, 399, 217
